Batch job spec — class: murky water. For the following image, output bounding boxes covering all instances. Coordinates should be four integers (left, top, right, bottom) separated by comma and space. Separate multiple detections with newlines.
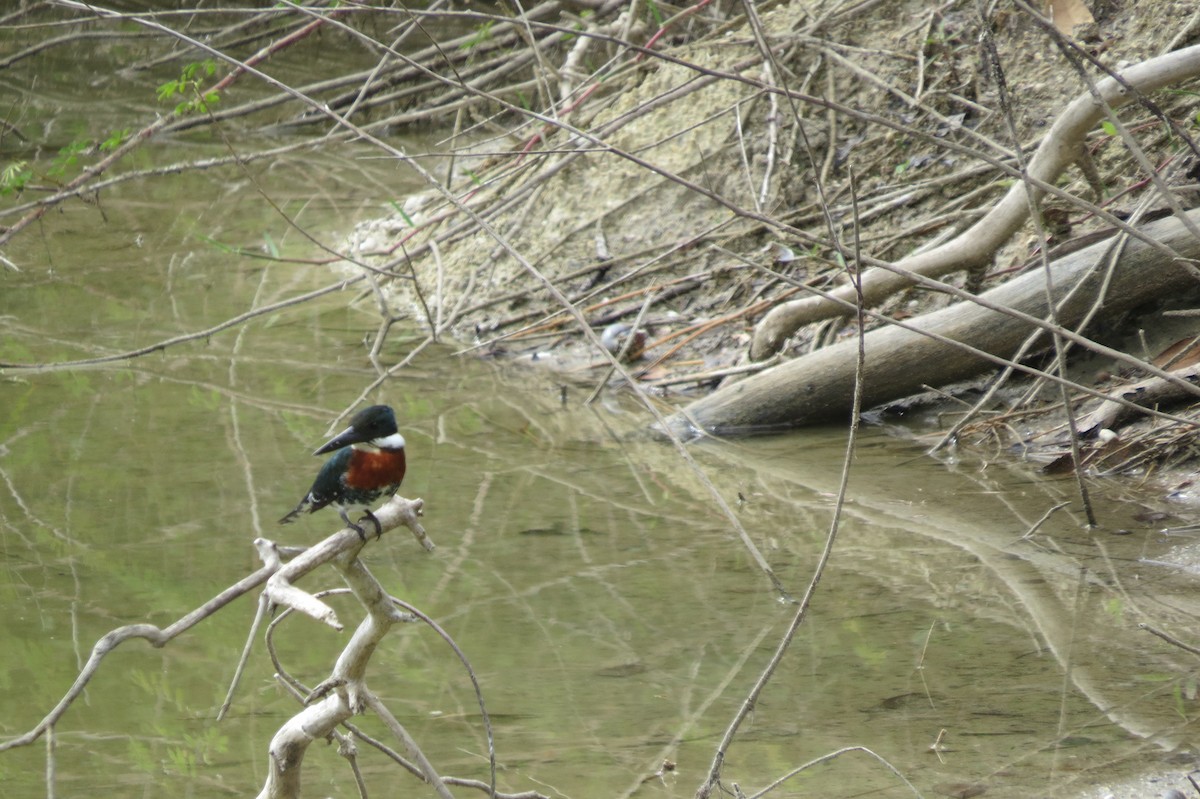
5, 24, 1200, 799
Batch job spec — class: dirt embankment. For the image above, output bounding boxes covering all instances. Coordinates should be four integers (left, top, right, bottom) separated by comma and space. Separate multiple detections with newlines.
351, 0, 1200, 477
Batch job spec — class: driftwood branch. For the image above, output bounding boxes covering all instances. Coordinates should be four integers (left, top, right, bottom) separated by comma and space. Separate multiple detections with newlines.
749, 43, 1200, 360
256, 497, 456, 799
257, 497, 431, 629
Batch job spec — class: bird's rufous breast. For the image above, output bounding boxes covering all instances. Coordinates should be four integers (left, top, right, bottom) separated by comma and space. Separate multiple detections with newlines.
346, 448, 406, 489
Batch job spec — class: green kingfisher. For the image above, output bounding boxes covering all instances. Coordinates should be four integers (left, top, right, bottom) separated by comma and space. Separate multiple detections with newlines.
279, 404, 407, 539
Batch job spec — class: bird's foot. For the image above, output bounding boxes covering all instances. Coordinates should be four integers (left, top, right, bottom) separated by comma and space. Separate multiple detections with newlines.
359, 509, 383, 540
338, 508, 370, 542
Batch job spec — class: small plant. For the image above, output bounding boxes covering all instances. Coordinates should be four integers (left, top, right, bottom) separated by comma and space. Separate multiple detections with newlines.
99, 128, 131, 152
458, 21, 494, 51
645, 0, 665, 27
157, 59, 221, 115
0, 160, 32, 195
47, 139, 91, 178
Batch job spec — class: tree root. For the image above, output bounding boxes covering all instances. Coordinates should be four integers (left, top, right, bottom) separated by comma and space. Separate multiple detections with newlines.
749, 43, 1200, 361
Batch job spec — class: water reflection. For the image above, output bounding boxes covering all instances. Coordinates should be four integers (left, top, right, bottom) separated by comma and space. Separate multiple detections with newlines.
9, 310, 1199, 798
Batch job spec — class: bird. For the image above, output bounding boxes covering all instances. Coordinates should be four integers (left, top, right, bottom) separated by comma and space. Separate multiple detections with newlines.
599, 322, 647, 361
279, 405, 406, 539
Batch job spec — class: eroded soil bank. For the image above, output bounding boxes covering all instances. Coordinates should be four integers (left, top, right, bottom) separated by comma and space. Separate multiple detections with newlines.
349, 0, 1200, 496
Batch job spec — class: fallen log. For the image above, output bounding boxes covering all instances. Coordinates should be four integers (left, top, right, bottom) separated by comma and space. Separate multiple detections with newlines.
666, 210, 1200, 436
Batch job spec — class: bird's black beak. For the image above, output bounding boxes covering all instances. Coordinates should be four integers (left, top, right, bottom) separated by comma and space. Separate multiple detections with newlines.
313, 424, 368, 456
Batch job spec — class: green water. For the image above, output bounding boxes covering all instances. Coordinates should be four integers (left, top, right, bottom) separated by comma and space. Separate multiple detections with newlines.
4, 22, 1200, 799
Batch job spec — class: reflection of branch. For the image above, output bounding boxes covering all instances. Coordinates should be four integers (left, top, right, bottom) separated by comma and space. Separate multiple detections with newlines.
745, 746, 922, 799
0, 563, 273, 752
0, 276, 364, 372
1139, 622, 1200, 658
696, 176, 869, 799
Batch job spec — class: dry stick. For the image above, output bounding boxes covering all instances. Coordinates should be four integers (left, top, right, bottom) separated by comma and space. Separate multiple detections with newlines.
695, 166, 869, 799
1, 497, 432, 754
165, 5, 551, 133
819, 43, 1018, 162
122, 5, 303, 72
218, 593, 271, 721
464, 269, 707, 355
1138, 623, 1200, 658
930, 189, 1157, 452
741, 0, 851, 281
334, 0, 447, 132
1014, 0, 1200, 160
1019, 2, 1200, 241
757, 65, 781, 208
363, 694, 455, 799
352, 51, 545, 133
645, 355, 782, 388
1076, 363, 1200, 437
497, 272, 705, 346
978, 4, 1097, 527
384, 593, 499, 799
0, 29, 166, 70
341, 335, 438, 428
0, 563, 275, 751
834, 236, 1200, 401
1018, 501, 1072, 541
0, 138, 350, 222
203, 113, 410, 284
256, 514, 446, 799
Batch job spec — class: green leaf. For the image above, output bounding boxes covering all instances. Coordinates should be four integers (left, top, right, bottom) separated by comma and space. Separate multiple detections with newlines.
1101, 120, 1118, 136
0, 161, 31, 195
458, 20, 494, 50
387, 201, 414, 227
99, 128, 131, 152
646, 0, 665, 26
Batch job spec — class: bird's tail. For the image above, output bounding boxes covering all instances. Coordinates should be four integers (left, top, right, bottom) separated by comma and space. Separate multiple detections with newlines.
279, 505, 304, 525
